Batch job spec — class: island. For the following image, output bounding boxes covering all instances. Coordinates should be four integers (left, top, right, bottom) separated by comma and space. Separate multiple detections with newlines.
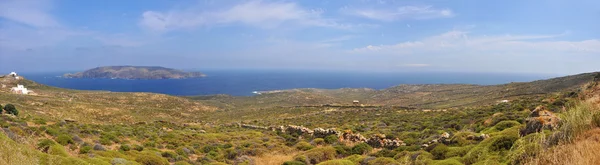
63, 66, 206, 79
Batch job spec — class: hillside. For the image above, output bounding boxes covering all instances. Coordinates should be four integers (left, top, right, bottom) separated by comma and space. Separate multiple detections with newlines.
63, 66, 206, 79
0, 72, 599, 165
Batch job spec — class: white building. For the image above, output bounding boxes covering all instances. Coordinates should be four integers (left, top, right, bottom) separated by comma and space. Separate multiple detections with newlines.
11, 84, 29, 94
9, 72, 17, 77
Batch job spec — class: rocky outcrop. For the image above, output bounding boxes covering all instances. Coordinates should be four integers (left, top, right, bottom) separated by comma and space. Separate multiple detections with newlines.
520, 106, 561, 136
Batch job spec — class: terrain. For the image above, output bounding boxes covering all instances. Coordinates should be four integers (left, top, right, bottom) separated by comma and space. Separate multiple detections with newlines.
63, 66, 206, 79
0, 71, 599, 165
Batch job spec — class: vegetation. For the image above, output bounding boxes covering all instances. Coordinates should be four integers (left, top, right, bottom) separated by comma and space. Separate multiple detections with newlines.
0, 72, 599, 164
3, 104, 18, 116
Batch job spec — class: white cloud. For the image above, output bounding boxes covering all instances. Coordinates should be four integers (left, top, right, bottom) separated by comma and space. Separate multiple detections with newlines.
0, 0, 60, 27
140, 1, 351, 32
347, 6, 454, 21
352, 30, 599, 54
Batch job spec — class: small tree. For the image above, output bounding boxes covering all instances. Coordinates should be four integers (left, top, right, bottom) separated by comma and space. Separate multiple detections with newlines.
0, 104, 3, 114
4, 104, 18, 116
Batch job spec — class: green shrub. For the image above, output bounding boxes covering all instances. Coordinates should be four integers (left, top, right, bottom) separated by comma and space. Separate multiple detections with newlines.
351, 143, 372, 155
295, 141, 315, 151
79, 146, 92, 154
134, 145, 144, 151
592, 113, 600, 128
56, 134, 74, 146
333, 145, 351, 156
493, 120, 521, 131
432, 158, 463, 165
344, 154, 366, 163
312, 138, 325, 145
48, 144, 69, 157
489, 135, 518, 151
120, 144, 131, 151
283, 160, 306, 165
430, 144, 449, 160
299, 147, 337, 164
135, 153, 169, 165
37, 139, 56, 152
173, 161, 192, 165
3, 104, 18, 116
367, 157, 400, 165
324, 135, 338, 144
318, 159, 355, 165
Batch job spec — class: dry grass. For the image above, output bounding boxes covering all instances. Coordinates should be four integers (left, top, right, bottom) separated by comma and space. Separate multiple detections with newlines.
252, 152, 297, 165
526, 129, 600, 165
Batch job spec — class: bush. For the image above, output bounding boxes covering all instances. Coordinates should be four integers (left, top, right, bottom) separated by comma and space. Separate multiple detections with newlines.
134, 145, 145, 151
56, 134, 74, 146
494, 120, 521, 131
120, 144, 131, 151
351, 143, 372, 155
592, 113, 600, 128
135, 153, 169, 165
318, 159, 355, 165
367, 157, 400, 165
324, 135, 338, 144
283, 161, 306, 165
45, 128, 60, 137
299, 147, 337, 164
312, 138, 326, 145
3, 104, 18, 116
432, 158, 463, 165
79, 146, 92, 154
430, 144, 449, 160
489, 135, 518, 151
295, 141, 315, 151
48, 144, 69, 156
37, 139, 56, 152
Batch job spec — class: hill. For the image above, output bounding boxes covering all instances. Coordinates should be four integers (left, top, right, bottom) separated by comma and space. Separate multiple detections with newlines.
63, 66, 206, 79
1, 71, 599, 165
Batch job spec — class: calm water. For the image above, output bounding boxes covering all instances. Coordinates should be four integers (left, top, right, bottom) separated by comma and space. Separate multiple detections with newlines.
20, 70, 557, 96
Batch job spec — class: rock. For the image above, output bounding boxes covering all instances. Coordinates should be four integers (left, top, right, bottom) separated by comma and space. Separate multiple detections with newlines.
111, 158, 128, 165
93, 144, 106, 151
520, 106, 560, 136
234, 155, 255, 165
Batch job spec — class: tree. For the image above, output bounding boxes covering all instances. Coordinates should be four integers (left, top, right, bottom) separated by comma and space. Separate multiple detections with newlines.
0, 104, 3, 114
4, 104, 18, 116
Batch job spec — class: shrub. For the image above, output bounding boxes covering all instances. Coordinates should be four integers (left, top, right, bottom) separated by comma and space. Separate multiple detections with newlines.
120, 144, 131, 151
312, 138, 325, 145
283, 161, 306, 165
592, 113, 600, 128
3, 104, 18, 116
56, 134, 74, 146
299, 147, 337, 164
333, 145, 351, 156
494, 120, 521, 131
134, 145, 145, 151
351, 143, 372, 155
45, 128, 60, 137
48, 144, 69, 156
93, 144, 106, 151
37, 139, 56, 152
295, 141, 315, 151
135, 153, 169, 165
489, 135, 518, 151
79, 146, 92, 154
318, 159, 355, 165
430, 144, 449, 160
324, 135, 338, 144
367, 157, 400, 165
432, 158, 463, 165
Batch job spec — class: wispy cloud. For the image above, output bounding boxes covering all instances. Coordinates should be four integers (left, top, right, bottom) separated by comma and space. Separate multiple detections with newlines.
0, 0, 60, 27
352, 30, 598, 54
140, 1, 352, 32
345, 5, 454, 21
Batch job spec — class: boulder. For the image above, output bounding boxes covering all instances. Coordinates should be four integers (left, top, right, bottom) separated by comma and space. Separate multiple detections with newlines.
520, 106, 560, 136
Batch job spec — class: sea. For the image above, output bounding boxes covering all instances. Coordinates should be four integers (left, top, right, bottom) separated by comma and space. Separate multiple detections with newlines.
20, 70, 558, 96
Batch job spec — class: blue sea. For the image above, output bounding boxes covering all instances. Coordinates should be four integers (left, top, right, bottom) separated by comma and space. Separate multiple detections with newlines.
20, 70, 558, 96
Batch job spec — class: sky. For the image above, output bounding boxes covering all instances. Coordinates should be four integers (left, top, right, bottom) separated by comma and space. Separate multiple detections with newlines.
0, 0, 599, 74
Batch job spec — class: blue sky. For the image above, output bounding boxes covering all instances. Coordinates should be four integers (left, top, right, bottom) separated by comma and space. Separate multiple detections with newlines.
0, 0, 599, 74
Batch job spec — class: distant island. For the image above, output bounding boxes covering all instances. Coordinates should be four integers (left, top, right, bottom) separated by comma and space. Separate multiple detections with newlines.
63, 66, 206, 79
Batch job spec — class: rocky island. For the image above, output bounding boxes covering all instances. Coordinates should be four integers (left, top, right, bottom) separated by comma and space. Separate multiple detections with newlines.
63, 66, 206, 79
